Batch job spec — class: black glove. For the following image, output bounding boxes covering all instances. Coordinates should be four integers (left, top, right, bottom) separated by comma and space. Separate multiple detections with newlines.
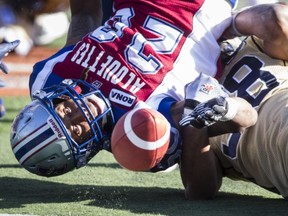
180, 96, 238, 128
191, 96, 228, 128
0, 40, 20, 74
180, 73, 228, 127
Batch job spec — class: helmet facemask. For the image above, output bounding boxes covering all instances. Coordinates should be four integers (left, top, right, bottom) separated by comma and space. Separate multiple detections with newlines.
36, 79, 115, 166
11, 79, 115, 177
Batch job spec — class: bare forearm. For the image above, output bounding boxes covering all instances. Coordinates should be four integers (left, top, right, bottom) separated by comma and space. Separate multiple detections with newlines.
207, 97, 257, 137
180, 126, 222, 200
234, 3, 288, 41
229, 97, 258, 128
260, 2, 288, 60
66, 0, 103, 46
224, 3, 288, 60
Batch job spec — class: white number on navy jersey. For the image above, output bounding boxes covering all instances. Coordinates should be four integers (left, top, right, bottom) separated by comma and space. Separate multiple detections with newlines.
221, 55, 279, 159
223, 56, 279, 107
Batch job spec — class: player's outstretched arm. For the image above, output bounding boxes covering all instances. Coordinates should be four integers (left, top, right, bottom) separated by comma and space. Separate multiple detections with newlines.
66, 0, 103, 46
180, 125, 223, 200
171, 101, 221, 200
171, 94, 257, 200
206, 97, 258, 137
178, 73, 258, 130
174, 92, 257, 200
224, 2, 288, 60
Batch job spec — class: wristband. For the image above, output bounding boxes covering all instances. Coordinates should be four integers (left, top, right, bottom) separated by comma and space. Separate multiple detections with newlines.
220, 97, 238, 121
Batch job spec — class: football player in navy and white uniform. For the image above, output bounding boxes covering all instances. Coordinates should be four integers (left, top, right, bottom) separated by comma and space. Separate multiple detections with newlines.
180, 2, 288, 199
10, 0, 282, 199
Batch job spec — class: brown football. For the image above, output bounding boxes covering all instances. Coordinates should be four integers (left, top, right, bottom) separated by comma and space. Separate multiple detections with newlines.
111, 108, 170, 171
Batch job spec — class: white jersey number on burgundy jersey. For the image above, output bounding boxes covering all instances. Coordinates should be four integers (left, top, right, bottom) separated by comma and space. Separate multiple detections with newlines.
91, 8, 183, 74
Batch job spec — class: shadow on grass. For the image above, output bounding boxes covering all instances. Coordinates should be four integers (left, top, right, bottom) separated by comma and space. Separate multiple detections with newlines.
0, 177, 287, 216
0, 162, 121, 169
0, 118, 14, 123
5, 107, 26, 112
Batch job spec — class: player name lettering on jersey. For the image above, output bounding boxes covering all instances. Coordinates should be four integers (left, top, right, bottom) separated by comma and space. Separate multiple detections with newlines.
71, 43, 146, 94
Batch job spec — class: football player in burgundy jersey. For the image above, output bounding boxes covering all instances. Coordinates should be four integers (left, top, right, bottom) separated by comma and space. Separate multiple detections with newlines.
12, 0, 239, 175
10, 0, 281, 199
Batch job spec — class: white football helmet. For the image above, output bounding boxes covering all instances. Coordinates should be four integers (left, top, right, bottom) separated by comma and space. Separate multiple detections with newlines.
10, 79, 115, 177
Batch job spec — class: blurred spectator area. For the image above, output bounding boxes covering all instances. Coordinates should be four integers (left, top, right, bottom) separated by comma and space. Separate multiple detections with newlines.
0, 0, 69, 56
0, 0, 114, 96
0, 46, 59, 96
0, 0, 69, 96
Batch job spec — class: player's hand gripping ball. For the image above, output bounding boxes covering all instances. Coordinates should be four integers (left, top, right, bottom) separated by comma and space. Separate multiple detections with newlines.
111, 108, 171, 171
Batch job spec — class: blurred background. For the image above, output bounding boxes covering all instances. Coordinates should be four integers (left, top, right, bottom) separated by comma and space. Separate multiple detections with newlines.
0, 0, 69, 56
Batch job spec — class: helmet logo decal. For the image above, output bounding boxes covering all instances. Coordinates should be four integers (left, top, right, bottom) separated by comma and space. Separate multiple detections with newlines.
12, 122, 58, 164
109, 88, 136, 107
47, 117, 64, 138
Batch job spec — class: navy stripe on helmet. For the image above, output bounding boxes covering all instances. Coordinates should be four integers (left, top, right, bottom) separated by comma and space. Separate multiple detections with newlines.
15, 128, 55, 162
